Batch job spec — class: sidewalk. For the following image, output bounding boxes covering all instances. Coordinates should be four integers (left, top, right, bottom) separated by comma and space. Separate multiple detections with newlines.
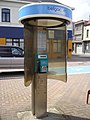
0, 55, 90, 120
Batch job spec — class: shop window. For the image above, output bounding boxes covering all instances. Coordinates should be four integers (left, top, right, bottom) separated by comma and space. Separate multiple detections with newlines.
6, 39, 24, 49
20, 39, 24, 49
2, 8, 10, 22
6, 39, 12, 46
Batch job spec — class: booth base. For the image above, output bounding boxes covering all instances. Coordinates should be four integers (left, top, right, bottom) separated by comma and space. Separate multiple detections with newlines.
17, 108, 65, 120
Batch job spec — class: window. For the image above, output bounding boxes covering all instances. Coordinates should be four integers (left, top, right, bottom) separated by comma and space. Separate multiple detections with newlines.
0, 47, 11, 57
86, 29, 89, 38
11, 47, 24, 56
2, 8, 10, 22
75, 35, 82, 40
0, 47, 11, 54
6, 39, 24, 49
85, 42, 89, 50
75, 25, 82, 31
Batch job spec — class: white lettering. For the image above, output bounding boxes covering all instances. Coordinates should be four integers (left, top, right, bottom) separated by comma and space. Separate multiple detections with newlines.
48, 6, 65, 15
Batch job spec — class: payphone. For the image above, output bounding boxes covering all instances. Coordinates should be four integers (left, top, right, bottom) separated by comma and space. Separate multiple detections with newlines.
35, 54, 48, 73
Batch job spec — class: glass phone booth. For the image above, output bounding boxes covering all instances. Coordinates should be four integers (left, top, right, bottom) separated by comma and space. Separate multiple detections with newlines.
19, 2, 72, 118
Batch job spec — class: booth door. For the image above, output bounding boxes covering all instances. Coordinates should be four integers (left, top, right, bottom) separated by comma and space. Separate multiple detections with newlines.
47, 39, 62, 59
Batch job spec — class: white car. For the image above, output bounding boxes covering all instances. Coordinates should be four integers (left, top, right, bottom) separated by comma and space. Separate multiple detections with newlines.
0, 45, 24, 69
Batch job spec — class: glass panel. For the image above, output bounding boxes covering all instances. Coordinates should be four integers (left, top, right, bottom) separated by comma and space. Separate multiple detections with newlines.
48, 30, 54, 39
6, 39, 12, 46
6, 39, 12, 42
2, 9, 10, 13
37, 30, 47, 51
20, 42, 24, 49
6, 42, 12, 46
20, 39, 24, 49
7, 13, 10, 22
2, 13, 5, 21
53, 42, 58, 52
11, 48, 21, 55
20, 39, 24, 42
55, 30, 65, 40
47, 42, 49, 52
13, 43, 18, 46
48, 25, 67, 82
24, 25, 35, 87
2, 8, 10, 22
58, 40, 62, 52
13, 39, 19, 42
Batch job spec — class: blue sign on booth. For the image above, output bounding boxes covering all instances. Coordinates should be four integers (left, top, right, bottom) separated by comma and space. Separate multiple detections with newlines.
19, 3, 72, 26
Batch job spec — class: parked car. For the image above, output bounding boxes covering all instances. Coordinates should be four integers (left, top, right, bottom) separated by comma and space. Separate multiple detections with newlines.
0, 45, 24, 69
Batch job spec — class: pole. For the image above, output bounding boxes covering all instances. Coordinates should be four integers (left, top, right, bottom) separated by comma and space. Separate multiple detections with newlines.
32, 73, 47, 118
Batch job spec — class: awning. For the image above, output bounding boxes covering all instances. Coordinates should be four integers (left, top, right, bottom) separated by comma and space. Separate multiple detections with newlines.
0, 26, 24, 39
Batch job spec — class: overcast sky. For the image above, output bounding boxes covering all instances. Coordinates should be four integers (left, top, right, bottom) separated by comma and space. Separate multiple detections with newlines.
56, 0, 90, 22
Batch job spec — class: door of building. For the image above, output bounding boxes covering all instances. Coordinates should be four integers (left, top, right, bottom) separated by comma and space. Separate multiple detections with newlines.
77, 43, 82, 54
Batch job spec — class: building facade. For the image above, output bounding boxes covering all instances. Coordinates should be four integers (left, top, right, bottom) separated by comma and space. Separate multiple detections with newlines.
83, 20, 90, 53
0, 0, 31, 49
73, 19, 90, 54
72, 20, 87, 54
0, 0, 73, 58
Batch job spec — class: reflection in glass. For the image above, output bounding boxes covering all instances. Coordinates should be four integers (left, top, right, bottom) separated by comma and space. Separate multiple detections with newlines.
48, 30, 54, 39
58, 40, 62, 52
24, 25, 35, 86
47, 26, 67, 82
53, 41, 58, 52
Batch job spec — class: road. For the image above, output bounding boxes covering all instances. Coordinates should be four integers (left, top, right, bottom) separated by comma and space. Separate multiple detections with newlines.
0, 71, 24, 80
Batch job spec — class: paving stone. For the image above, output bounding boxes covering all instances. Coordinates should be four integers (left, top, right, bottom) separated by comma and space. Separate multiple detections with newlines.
0, 54, 90, 120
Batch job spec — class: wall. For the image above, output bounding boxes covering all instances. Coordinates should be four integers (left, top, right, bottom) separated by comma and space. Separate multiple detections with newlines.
83, 25, 90, 41
0, 1, 25, 27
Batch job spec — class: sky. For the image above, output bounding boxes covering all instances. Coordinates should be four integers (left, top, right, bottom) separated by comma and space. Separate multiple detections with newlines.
56, 0, 90, 22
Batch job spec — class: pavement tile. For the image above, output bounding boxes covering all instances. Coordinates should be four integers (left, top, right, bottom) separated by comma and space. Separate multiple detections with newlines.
0, 54, 90, 120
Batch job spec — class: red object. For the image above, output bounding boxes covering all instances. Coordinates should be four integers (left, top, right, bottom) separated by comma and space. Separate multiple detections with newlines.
86, 90, 90, 104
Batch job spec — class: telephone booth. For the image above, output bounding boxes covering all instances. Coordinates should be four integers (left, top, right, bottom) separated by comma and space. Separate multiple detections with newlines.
19, 2, 72, 118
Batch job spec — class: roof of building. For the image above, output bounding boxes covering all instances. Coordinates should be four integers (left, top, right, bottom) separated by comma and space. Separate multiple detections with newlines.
74, 20, 88, 25
19, 0, 75, 10
84, 20, 90, 26
18, 0, 60, 3
86, 20, 90, 25
2, 0, 74, 10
